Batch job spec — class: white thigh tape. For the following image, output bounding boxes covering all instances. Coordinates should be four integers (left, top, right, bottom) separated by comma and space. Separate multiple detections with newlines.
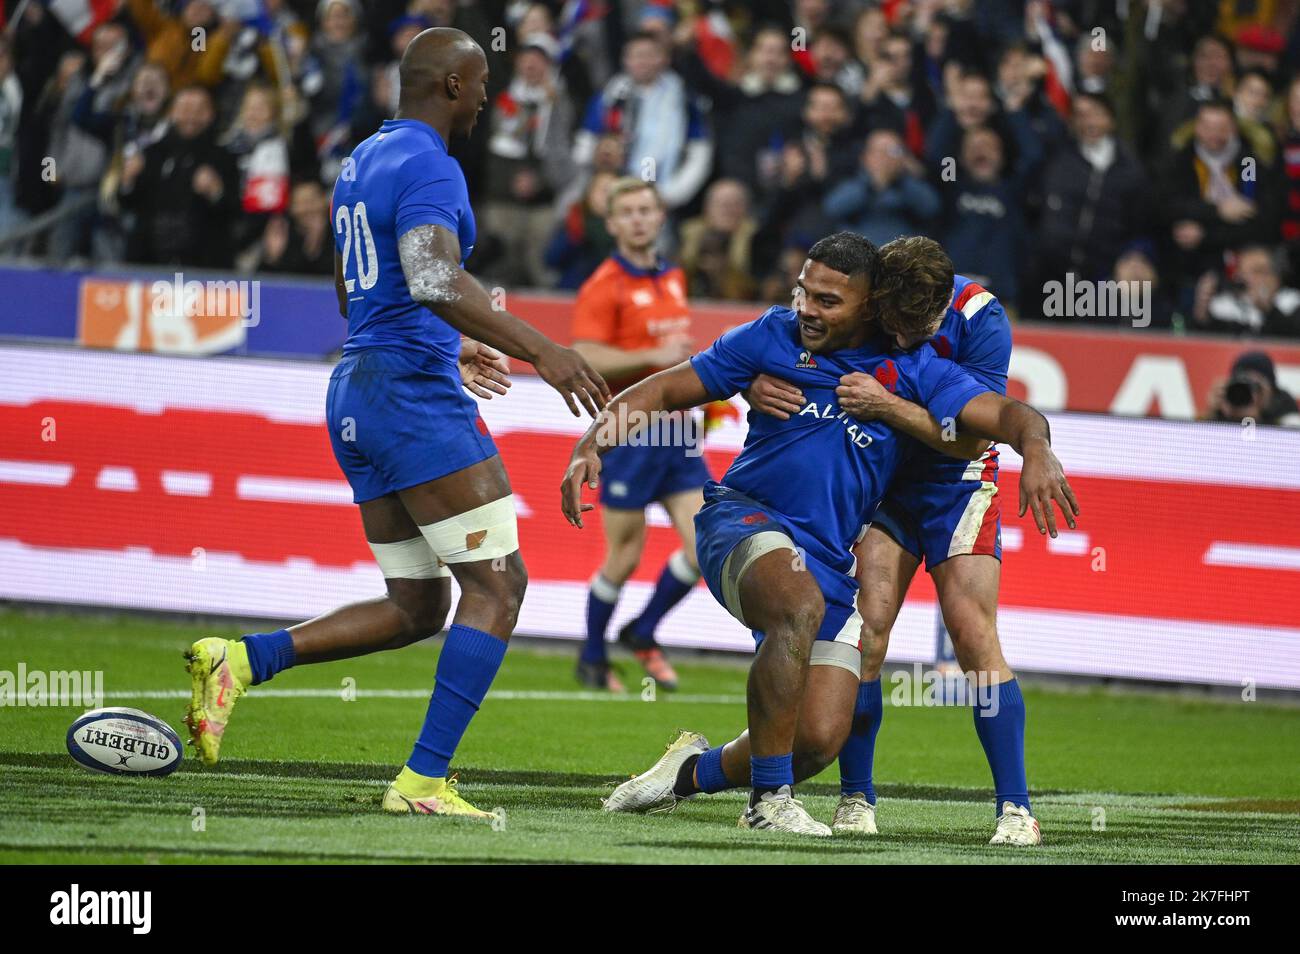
368, 537, 449, 579
719, 530, 797, 625
810, 640, 862, 677
419, 494, 520, 564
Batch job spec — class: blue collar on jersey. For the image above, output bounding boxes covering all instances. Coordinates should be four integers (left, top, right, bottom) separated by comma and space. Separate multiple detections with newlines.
612, 252, 671, 277
378, 118, 448, 154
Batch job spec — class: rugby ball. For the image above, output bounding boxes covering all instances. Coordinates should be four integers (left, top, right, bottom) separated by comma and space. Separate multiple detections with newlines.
66, 707, 183, 777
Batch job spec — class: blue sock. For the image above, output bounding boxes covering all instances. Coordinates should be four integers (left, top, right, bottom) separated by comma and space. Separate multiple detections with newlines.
972, 678, 1030, 815
408, 625, 507, 778
839, 679, 882, 803
750, 753, 794, 795
695, 745, 738, 793
582, 574, 620, 664
628, 551, 698, 644
241, 629, 295, 685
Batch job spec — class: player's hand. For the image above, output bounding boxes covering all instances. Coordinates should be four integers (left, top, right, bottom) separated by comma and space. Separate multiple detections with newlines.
192, 165, 224, 201
535, 343, 611, 417
836, 372, 894, 420
744, 373, 804, 419
459, 339, 512, 400
650, 336, 696, 367
561, 449, 602, 528
1017, 439, 1079, 537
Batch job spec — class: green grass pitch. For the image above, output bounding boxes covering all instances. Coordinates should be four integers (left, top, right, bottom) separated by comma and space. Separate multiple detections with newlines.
1, 609, 1297, 864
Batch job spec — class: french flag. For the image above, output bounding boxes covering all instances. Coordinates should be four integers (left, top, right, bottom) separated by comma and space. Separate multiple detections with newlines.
45, 0, 121, 45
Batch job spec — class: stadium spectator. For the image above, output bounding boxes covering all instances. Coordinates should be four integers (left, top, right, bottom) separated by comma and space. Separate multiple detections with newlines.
939, 124, 1032, 310
222, 83, 292, 255
857, 30, 936, 156
1157, 34, 1236, 148
124, 0, 238, 90
119, 85, 240, 269
309, 0, 368, 181
364, 15, 431, 122
1280, 77, 1300, 266
481, 34, 574, 290
573, 31, 712, 210
924, 62, 1059, 192
703, 26, 803, 192
678, 178, 758, 300
1158, 99, 1282, 295
69, 60, 171, 264
756, 240, 809, 304
0, 37, 21, 238
1203, 350, 1300, 427
757, 82, 859, 247
823, 128, 940, 248
1192, 245, 1300, 338
809, 27, 865, 101
545, 169, 618, 290
41, 36, 113, 262
1033, 92, 1149, 296
1232, 23, 1288, 79
1235, 69, 1277, 129
850, 4, 889, 68
1112, 240, 1178, 330
255, 180, 333, 276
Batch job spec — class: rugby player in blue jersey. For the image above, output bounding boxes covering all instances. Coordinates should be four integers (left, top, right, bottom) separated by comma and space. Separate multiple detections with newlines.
182, 28, 609, 820
745, 236, 1056, 844
563, 233, 1075, 835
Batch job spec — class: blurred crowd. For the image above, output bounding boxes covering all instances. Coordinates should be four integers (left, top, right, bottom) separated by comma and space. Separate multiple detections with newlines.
2, 0, 1300, 341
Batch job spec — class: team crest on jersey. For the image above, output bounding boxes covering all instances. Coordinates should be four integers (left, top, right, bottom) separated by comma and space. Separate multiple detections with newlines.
795, 350, 817, 369
874, 359, 899, 392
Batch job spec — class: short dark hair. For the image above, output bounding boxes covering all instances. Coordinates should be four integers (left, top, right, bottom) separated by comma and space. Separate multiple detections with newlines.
805, 80, 848, 105
1195, 97, 1237, 125
874, 236, 955, 336
806, 231, 880, 285
1073, 90, 1115, 118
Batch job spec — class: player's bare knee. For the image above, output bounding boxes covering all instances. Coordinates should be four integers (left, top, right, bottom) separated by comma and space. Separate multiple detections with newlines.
490, 554, 528, 628
406, 592, 451, 641
780, 596, 824, 639
946, 614, 1000, 671
765, 601, 822, 661
859, 626, 889, 678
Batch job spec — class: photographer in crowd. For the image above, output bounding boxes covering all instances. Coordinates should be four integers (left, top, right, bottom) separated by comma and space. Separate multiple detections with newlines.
1204, 350, 1300, 427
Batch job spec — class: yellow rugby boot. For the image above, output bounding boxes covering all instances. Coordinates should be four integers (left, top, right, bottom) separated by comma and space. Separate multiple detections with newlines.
182, 637, 250, 765
382, 767, 495, 820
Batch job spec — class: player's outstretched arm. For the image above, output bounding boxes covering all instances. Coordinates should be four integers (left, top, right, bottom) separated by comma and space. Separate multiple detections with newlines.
398, 223, 610, 416
561, 361, 713, 527
955, 393, 1080, 538
833, 371, 991, 459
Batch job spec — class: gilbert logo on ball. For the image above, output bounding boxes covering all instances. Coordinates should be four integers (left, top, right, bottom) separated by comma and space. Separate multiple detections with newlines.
66, 707, 183, 777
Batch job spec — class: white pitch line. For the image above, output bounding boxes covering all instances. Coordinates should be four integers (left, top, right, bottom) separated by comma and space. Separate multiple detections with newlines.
104, 688, 746, 704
